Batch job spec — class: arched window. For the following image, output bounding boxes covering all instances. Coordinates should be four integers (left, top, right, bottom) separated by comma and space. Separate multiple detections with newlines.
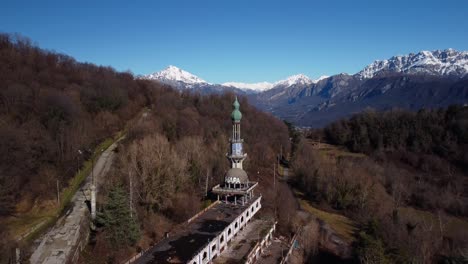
251, 207, 254, 212
228, 228, 232, 235
241, 216, 244, 223
203, 251, 207, 260
235, 222, 238, 228
247, 211, 249, 217
212, 244, 216, 251
221, 235, 225, 243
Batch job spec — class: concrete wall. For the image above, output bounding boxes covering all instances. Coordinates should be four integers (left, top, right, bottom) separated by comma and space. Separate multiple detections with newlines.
68, 210, 91, 264
279, 233, 298, 264
245, 222, 276, 264
187, 201, 221, 224
188, 196, 262, 264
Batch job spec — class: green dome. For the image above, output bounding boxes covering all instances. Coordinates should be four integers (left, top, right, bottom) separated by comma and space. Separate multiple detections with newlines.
231, 97, 242, 121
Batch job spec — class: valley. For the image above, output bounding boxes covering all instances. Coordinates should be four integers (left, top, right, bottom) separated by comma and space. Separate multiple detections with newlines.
142, 50, 468, 128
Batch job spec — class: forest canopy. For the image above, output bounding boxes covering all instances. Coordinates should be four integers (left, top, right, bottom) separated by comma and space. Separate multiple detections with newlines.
296, 106, 468, 263
324, 106, 468, 171
0, 33, 156, 216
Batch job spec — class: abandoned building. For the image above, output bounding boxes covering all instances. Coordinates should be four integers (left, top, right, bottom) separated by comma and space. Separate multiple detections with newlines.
134, 97, 276, 264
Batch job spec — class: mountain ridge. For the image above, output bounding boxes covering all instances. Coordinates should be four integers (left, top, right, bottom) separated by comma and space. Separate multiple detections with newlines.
141, 66, 330, 92
141, 49, 468, 127
250, 49, 468, 127
141, 49, 468, 93
357, 49, 468, 79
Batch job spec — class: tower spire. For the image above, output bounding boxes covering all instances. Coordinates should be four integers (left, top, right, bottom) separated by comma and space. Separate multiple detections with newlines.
213, 96, 257, 203
228, 97, 246, 169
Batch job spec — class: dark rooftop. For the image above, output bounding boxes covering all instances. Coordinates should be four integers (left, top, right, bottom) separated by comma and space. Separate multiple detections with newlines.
135, 197, 259, 264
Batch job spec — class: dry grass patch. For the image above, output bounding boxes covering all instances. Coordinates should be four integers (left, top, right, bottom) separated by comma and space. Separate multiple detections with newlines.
294, 189, 357, 243
399, 207, 468, 239
307, 140, 366, 160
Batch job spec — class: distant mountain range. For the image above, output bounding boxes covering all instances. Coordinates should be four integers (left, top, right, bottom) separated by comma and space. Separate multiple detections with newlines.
141, 65, 243, 94
141, 49, 468, 127
357, 49, 468, 79
141, 65, 329, 93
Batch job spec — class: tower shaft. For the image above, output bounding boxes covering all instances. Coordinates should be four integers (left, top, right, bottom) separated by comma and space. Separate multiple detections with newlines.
228, 97, 246, 169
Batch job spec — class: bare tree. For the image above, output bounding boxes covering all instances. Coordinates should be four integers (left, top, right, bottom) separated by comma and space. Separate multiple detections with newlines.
299, 220, 320, 260
124, 133, 188, 212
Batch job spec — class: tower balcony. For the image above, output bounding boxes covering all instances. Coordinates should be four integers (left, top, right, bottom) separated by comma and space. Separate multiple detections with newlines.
227, 153, 247, 159
212, 181, 258, 195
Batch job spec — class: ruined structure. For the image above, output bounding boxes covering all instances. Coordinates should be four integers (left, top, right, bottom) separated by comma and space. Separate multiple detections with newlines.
212, 97, 258, 206
134, 97, 275, 264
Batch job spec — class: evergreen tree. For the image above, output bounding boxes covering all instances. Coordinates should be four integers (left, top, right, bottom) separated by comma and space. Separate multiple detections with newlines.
97, 185, 140, 248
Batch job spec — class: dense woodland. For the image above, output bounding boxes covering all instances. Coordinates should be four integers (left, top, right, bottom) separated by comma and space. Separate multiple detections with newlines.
295, 107, 468, 263
0, 33, 156, 261
0, 33, 294, 262
0, 33, 152, 215
324, 107, 468, 216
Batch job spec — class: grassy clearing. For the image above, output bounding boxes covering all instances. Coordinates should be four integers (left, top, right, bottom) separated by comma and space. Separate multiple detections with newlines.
307, 140, 366, 160
290, 141, 360, 243
399, 207, 468, 239
294, 189, 357, 243
6, 136, 118, 243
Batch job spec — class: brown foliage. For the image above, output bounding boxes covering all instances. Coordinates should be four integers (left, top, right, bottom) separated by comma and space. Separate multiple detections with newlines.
323, 107, 468, 216
0, 33, 292, 259
0, 33, 155, 214
292, 137, 468, 262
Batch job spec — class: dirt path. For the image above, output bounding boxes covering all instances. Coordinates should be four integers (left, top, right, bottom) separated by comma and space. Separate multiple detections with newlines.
29, 139, 121, 264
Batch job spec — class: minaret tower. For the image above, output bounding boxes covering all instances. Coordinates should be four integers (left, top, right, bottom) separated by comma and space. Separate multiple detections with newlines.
213, 96, 258, 205
228, 97, 247, 169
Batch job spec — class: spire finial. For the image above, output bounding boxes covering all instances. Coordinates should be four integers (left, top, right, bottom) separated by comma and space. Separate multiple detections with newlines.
231, 96, 242, 121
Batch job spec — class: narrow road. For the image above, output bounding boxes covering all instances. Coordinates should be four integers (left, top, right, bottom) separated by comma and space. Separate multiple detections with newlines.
29, 139, 121, 264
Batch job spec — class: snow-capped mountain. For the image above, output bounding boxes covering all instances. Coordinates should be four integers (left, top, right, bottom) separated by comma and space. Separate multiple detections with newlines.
144, 65, 208, 84
142, 49, 468, 128
223, 74, 329, 91
252, 49, 468, 128
222, 81, 274, 92
357, 49, 468, 79
313, 75, 330, 83
142, 66, 327, 93
143, 49, 467, 93
142, 66, 252, 95
143, 49, 468, 126
273, 74, 312, 87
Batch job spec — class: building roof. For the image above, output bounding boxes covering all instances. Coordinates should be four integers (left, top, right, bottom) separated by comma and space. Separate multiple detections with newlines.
135, 198, 259, 264
225, 168, 249, 184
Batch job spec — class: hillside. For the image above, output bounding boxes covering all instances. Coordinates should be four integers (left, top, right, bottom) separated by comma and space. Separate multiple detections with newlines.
0, 33, 159, 261
0, 34, 294, 262
291, 106, 468, 262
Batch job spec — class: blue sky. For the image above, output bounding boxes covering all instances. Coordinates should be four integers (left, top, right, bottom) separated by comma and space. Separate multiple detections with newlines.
2, 0, 468, 83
